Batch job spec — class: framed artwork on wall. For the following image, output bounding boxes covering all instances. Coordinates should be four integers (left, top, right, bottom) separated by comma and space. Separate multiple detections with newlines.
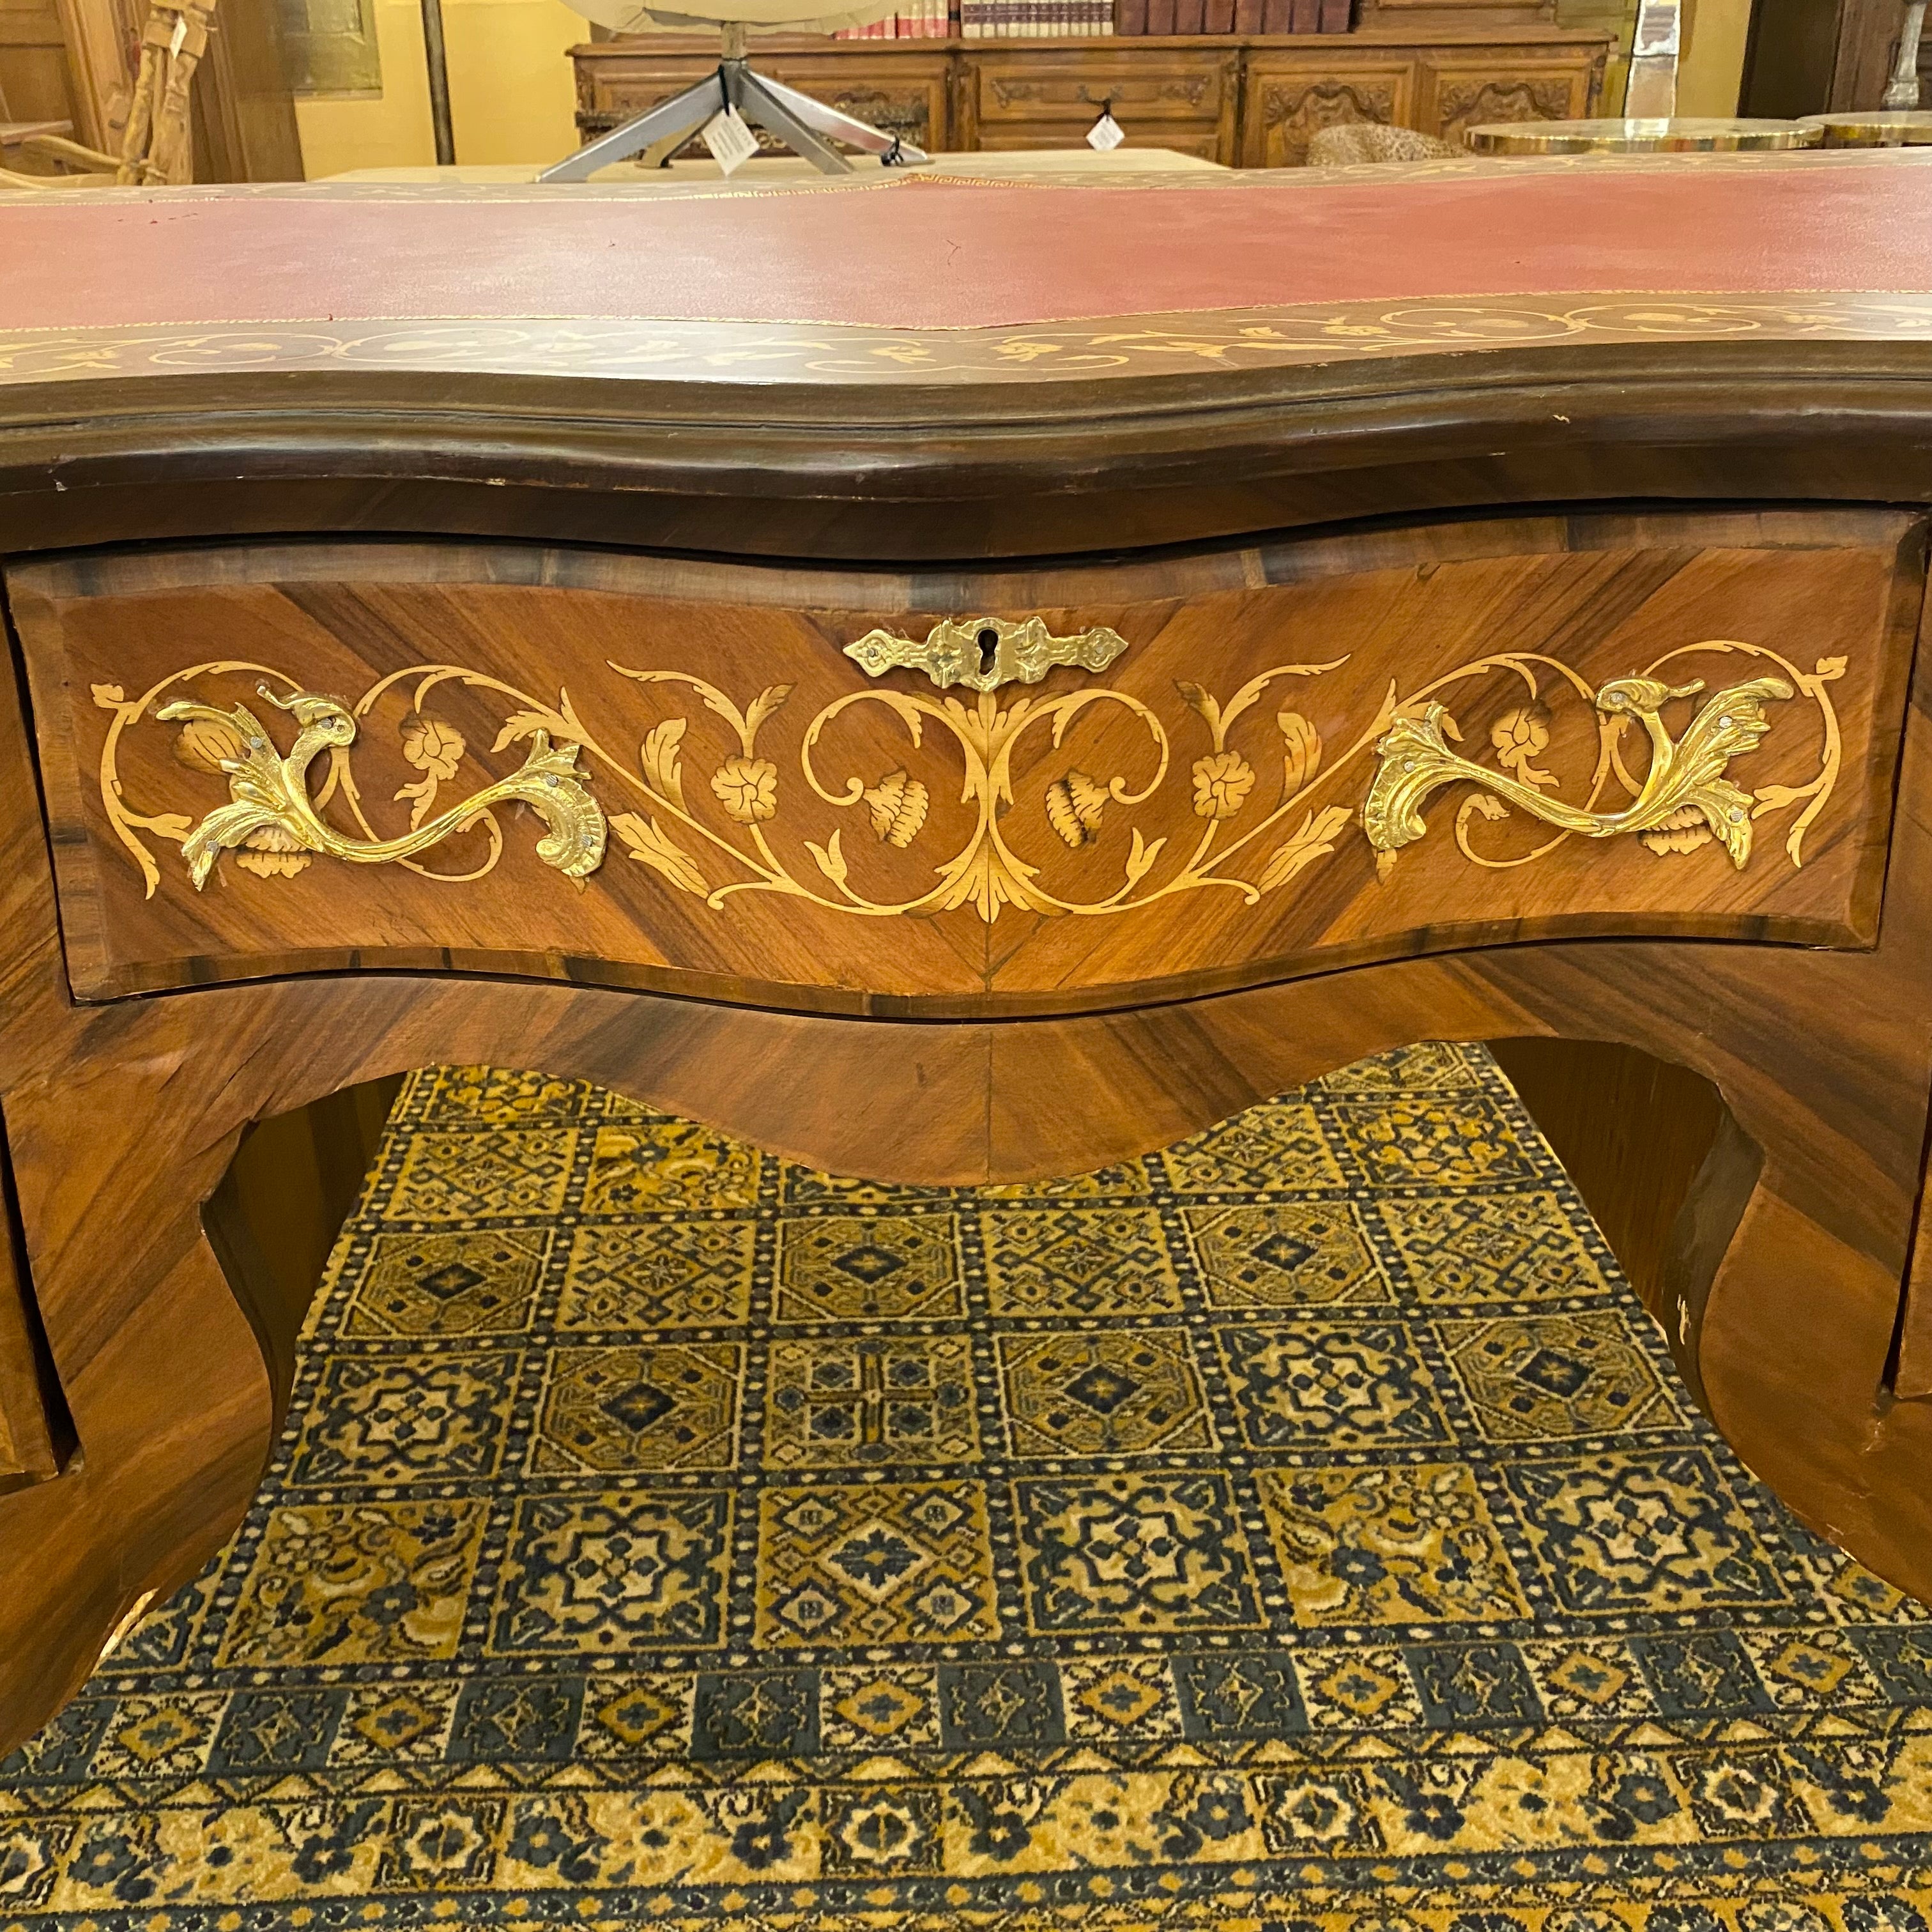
276, 0, 381, 95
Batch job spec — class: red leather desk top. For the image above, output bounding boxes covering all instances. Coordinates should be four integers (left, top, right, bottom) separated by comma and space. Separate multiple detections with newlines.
8, 155, 1932, 395
6, 155, 1932, 337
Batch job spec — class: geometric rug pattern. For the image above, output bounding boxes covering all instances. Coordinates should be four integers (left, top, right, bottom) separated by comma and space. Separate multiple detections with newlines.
3, 1043, 1930, 1928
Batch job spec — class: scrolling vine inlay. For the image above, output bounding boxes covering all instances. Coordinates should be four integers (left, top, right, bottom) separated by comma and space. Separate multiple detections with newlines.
95, 635, 1841, 917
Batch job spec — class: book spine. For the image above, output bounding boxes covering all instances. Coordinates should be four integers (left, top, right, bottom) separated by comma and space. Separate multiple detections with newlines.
1204, 0, 1233, 27
1117, 0, 1146, 29
1315, 0, 1348, 26
1233, 0, 1262, 26
1146, 0, 1175, 31
1288, 0, 1314, 29
1174, 0, 1204, 30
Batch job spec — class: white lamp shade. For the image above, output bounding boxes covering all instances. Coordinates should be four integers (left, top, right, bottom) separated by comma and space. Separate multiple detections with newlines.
568, 0, 900, 32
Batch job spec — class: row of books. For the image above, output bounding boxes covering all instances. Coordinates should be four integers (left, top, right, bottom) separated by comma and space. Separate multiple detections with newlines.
958, 0, 1114, 31
834, 4, 953, 34
1116, 0, 1351, 28
836, 0, 1351, 32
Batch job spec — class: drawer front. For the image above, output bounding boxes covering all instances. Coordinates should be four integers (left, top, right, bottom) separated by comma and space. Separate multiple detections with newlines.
12, 510, 1917, 1015
969, 52, 1233, 124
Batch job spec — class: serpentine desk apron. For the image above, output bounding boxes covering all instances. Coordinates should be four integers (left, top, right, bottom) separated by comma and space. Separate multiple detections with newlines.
2, 151, 1932, 1758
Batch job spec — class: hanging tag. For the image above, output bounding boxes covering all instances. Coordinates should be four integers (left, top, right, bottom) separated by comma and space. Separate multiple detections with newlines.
168, 11, 188, 56
702, 107, 760, 176
1085, 109, 1126, 151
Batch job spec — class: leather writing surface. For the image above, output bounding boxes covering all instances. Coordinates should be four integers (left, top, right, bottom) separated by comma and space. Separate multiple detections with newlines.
6, 160, 1932, 337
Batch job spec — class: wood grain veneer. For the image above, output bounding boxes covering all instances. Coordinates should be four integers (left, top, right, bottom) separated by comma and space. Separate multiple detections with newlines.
12, 509, 1917, 1011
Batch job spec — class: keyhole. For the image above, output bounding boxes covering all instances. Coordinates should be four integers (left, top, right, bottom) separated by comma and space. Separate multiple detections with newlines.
976, 627, 1000, 677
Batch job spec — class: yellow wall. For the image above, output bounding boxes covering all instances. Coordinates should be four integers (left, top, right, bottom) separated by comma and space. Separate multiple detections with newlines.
293, 0, 1754, 177
1677, 0, 1754, 115
293, 0, 586, 177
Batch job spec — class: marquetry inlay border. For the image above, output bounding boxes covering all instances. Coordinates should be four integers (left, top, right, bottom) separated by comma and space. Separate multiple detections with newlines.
3, 291, 1931, 390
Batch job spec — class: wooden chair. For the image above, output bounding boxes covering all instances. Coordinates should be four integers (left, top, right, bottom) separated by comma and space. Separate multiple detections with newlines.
0, 1, 215, 192
0, 74, 117, 189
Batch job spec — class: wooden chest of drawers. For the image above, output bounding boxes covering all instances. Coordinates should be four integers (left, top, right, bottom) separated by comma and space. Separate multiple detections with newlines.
569, 30, 1610, 166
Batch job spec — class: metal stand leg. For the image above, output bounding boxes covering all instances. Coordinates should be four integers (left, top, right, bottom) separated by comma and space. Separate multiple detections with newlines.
730, 67, 851, 174
536, 34, 931, 182
755, 72, 930, 162
535, 72, 724, 182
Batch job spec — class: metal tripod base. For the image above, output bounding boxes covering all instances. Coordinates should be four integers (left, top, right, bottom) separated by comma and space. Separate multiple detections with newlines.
538, 56, 930, 181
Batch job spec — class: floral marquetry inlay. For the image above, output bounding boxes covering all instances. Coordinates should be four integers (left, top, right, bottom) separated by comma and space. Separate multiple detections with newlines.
95, 630, 1842, 924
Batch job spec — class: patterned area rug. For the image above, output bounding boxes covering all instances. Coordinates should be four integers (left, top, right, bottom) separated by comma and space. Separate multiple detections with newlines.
4, 1043, 1931, 1931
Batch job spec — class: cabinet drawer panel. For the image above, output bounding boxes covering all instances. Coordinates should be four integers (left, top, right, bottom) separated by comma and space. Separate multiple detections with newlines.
1417, 56, 1597, 139
970, 53, 1233, 122
11, 510, 1916, 1016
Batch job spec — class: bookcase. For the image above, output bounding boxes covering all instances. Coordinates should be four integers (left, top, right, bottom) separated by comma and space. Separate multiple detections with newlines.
570, 5, 1610, 167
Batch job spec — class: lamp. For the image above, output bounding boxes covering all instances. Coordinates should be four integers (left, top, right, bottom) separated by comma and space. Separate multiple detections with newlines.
539, 0, 930, 181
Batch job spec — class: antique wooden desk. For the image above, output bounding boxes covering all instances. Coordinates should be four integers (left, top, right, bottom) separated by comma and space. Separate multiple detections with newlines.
3, 153, 1932, 1755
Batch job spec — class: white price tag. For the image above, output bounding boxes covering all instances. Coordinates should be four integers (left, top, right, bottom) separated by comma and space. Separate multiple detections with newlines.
1085, 110, 1126, 151
169, 12, 188, 56
702, 107, 760, 176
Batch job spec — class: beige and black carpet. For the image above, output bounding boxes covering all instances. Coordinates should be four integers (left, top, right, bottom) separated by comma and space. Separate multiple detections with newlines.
2, 1042, 1929, 1929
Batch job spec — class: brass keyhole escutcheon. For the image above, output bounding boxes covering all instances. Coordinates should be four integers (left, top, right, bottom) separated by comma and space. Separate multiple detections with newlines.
843, 616, 1132, 693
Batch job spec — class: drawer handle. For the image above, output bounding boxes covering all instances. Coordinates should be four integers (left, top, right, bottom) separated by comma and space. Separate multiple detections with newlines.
845, 615, 1130, 693
1364, 673, 1794, 878
155, 685, 608, 889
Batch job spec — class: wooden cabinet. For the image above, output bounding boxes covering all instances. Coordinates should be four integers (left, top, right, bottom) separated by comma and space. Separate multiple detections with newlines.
572, 28, 1611, 166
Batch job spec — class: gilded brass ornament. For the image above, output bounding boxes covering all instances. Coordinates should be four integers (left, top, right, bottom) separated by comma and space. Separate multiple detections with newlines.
1364, 671, 1799, 877
99, 676, 606, 893
844, 617, 1130, 693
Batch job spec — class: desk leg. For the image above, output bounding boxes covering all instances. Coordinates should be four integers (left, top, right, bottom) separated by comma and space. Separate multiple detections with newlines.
0, 919, 1927, 1758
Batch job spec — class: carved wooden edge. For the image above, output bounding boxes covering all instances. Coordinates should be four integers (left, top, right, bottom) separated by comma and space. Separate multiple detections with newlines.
8, 353, 1932, 564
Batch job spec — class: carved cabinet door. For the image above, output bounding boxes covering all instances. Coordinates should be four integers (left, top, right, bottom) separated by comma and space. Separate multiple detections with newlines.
1238, 55, 1420, 167
1416, 54, 1597, 144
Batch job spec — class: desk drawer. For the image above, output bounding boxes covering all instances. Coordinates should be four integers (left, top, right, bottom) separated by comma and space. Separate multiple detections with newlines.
967, 50, 1234, 124
10, 509, 1918, 1015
